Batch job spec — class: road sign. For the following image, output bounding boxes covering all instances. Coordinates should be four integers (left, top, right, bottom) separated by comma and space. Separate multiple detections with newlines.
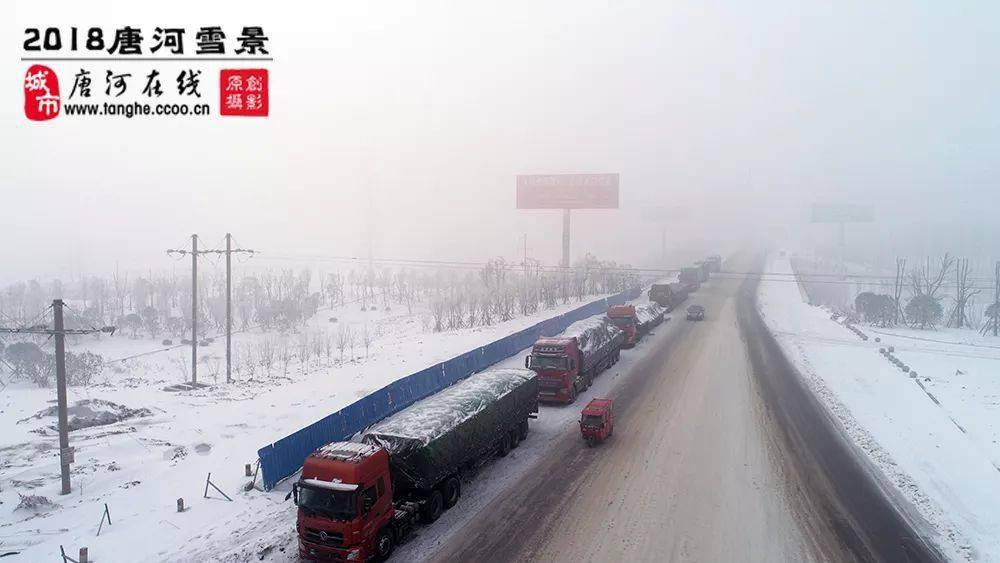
810, 203, 874, 223
516, 173, 619, 209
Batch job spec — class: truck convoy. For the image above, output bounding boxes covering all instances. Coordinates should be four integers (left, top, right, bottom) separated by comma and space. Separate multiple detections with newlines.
647, 282, 690, 311
606, 304, 665, 347
526, 316, 624, 404
293, 368, 539, 562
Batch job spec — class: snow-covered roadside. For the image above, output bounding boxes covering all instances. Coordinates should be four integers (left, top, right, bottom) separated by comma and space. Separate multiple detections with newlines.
198, 294, 682, 563
757, 254, 1000, 562
0, 294, 613, 562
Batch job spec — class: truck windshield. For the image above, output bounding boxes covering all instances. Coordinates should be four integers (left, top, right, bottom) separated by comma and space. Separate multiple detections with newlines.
529, 355, 567, 370
298, 485, 357, 521
581, 414, 603, 427
608, 317, 633, 328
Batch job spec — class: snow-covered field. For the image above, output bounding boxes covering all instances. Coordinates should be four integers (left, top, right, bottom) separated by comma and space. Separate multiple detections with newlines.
758, 254, 1000, 562
0, 293, 616, 562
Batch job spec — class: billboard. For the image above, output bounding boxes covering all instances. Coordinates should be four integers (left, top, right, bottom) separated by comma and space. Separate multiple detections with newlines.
516, 173, 619, 209
810, 203, 874, 223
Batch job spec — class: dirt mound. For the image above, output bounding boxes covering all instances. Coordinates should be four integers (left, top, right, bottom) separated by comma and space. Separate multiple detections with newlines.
26, 399, 153, 432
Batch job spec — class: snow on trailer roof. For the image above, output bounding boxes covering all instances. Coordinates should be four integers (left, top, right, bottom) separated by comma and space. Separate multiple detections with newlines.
314, 441, 381, 462
635, 303, 664, 324
362, 368, 535, 448
562, 316, 622, 355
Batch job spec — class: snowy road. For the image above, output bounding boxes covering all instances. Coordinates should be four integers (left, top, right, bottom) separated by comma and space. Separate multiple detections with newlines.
421, 270, 850, 562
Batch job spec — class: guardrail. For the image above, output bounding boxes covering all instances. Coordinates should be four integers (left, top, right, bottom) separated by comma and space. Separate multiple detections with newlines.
257, 287, 642, 490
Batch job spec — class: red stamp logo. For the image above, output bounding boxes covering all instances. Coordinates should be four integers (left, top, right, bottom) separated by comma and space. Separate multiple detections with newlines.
24, 64, 61, 121
220, 69, 268, 117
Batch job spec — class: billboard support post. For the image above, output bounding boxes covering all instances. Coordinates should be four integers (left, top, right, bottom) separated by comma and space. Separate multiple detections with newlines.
516, 173, 619, 269
810, 203, 875, 275
562, 209, 571, 268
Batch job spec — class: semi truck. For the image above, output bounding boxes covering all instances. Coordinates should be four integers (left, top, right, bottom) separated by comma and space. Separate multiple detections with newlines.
607, 305, 641, 347
292, 368, 539, 562
606, 304, 665, 347
635, 302, 666, 330
704, 255, 722, 273
526, 316, 624, 404
678, 267, 702, 292
695, 261, 711, 282
647, 282, 690, 311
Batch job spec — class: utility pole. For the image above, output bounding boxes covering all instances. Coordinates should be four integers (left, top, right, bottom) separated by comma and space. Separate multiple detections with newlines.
191, 234, 198, 384
167, 234, 255, 385
53, 300, 70, 495
561, 209, 571, 269
226, 233, 232, 384
1, 302, 115, 495
522, 234, 528, 273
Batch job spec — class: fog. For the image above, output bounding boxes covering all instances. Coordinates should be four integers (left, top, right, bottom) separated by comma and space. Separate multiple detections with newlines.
4, 1, 999, 282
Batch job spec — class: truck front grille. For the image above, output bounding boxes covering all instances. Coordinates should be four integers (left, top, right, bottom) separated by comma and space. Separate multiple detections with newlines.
304, 527, 344, 547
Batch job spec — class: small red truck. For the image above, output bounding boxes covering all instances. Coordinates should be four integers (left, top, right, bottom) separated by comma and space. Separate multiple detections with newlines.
580, 398, 614, 446
293, 369, 538, 561
526, 317, 624, 404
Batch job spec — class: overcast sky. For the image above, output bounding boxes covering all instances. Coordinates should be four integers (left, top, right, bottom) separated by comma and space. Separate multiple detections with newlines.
4, 1, 999, 282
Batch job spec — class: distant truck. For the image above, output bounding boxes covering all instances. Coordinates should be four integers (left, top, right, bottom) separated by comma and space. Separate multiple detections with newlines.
704, 255, 722, 273
293, 368, 539, 562
678, 267, 702, 292
648, 282, 690, 311
695, 261, 710, 282
526, 317, 624, 404
606, 304, 663, 347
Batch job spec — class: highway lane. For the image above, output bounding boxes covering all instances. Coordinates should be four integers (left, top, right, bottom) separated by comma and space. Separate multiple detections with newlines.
426, 270, 850, 562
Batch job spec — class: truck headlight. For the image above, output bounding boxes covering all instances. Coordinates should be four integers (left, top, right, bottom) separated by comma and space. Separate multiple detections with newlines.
346, 547, 363, 561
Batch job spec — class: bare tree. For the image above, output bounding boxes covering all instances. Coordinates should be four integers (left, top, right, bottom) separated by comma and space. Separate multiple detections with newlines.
258, 336, 276, 377
347, 325, 356, 361
893, 258, 907, 324
947, 258, 980, 329
297, 333, 311, 368
362, 324, 373, 359
323, 333, 333, 365
169, 354, 189, 383
982, 262, 1000, 337
911, 253, 954, 300
243, 343, 257, 379
278, 339, 292, 377
430, 299, 446, 332
336, 325, 349, 362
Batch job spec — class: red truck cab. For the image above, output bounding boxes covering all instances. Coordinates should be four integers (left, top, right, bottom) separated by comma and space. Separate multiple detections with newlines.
580, 398, 614, 446
525, 337, 584, 403
295, 442, 395, 562
606, 305, 639, 347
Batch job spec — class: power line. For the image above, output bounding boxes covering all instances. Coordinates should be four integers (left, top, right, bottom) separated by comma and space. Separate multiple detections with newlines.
166, 234, 256, 385
253, 253, 999, 290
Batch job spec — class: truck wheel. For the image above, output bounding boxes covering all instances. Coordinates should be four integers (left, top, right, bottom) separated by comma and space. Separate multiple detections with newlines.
568, 385, 578, 404
421, 490, 443, 523
441, 476, 461, 509
518, 419, 529, 441
498, 432, 512, 457
375, 527, 394, 561
510, 428, 521, 448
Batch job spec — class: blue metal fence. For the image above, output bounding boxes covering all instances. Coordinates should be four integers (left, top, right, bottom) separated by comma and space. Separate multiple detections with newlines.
257, 287, 641, 490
